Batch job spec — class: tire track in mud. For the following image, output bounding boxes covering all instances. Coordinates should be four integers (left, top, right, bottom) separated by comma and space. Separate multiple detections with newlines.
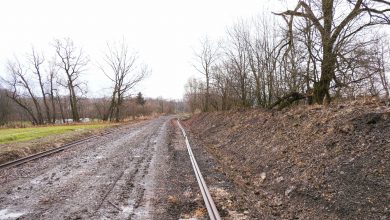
96, 124, 163, 219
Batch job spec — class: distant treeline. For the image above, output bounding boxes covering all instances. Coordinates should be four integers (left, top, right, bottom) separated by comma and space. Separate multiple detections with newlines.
0, 88, 184, 126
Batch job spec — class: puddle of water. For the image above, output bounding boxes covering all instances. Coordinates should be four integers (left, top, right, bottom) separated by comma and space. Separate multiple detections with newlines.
121, 199, 135, 216
121, 206, 133, 215
30, 177, 42, 185
133, 209, 150, 218
120, 198, 151, 219
0, 209, 25, 220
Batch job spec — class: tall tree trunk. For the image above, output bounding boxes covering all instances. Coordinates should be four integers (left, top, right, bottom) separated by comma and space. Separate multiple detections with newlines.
314, 41, 335, 104
32, 98, 44, 124
56, 93, 66, 123
255, 76, 262, 106
268, 71, 274, 107
114, 94, 122, 122
205, 71, 210, 112
50, 95, 56, 123
49, 88, 56, 123
104, 91, 117, 121
241, 75, 247, 107
314, 63, 333, 104
38, 76, 52, 123
68, 84, 80, 122
313, 0, 334, 104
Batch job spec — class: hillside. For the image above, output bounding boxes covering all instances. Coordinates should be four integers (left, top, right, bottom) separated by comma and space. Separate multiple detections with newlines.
185, 100, 390, 219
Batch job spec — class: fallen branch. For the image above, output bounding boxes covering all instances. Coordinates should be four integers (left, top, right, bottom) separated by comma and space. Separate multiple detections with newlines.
269, 92, 307, 110
108, 200, 122, 211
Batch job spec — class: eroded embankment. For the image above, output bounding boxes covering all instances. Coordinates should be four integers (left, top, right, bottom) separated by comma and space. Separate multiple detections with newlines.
185, 101, 390, 219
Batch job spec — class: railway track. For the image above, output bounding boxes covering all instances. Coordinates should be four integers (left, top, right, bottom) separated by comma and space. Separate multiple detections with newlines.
177, 120, 221, 220
0, 124, 130, 170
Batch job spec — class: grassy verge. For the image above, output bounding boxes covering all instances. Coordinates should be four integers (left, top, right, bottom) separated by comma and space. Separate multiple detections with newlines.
0, 122, 124, 165
0, 117, 154, 165
0, 123, 113, 145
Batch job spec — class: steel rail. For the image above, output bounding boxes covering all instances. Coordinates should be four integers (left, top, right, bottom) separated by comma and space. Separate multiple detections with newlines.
0, 126, 124, 170
177, 120, 221, 220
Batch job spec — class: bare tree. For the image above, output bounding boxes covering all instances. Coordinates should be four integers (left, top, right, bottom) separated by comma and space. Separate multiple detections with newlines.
226, 21, 251, 107
47, 62, 59, 123
56, 90, 67, 123
29, 48, 53, 123
375, 36, 390, 99
100, 41, 149, 122
184, 77, 206, 113
277, 0, 390, 104
245, 15, 283, 107
1, 49, 63, 125
3, 59, 43, 124
54, 38, 89, 122
193, 37, 219, 112
212, 64, 235, 110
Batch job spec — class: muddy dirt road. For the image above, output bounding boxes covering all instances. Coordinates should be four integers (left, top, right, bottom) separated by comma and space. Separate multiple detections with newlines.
0, 116, 247, 220
0, 116, 177, 219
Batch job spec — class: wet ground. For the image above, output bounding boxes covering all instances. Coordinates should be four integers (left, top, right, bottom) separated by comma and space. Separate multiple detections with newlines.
0, 116, 245, 219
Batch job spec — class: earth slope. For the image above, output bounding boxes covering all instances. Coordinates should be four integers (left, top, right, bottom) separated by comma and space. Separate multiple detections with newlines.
185, 100, 390, 219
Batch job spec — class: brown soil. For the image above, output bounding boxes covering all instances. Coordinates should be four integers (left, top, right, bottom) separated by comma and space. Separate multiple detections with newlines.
185, 100, 390, 219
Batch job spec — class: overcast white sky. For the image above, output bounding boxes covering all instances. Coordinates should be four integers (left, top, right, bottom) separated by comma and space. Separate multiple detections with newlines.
0, 0, 289, 100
